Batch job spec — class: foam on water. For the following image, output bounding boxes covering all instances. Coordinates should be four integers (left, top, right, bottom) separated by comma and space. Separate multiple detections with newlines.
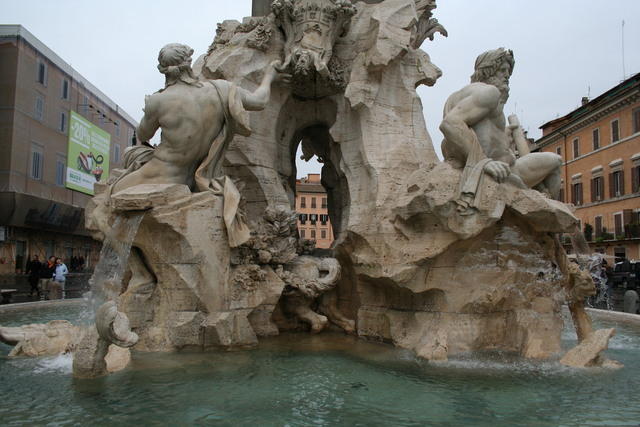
33, 353, 73, 374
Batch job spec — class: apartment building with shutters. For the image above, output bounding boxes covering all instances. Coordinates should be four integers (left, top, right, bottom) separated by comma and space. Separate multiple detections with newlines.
532, 72, 640, 260
295, 173, 334, 249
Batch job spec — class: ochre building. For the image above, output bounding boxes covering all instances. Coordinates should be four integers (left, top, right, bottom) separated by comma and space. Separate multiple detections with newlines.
0, 25, 137, 274
533, 72, 640, 260
295, 173, 334, 249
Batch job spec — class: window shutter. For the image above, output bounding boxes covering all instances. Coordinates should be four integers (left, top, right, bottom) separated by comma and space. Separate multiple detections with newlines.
578, 183, 583, 205
590, 178, 596, 202
633, 166, 640, 193
609, 173, 615, 198
619, 170, 625, 196
571, 184, 576, 204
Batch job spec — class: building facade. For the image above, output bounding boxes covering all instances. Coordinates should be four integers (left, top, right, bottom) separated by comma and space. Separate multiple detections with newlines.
295, 173, 334, 249
533, 73, 640, 260
0, 25, 137, 274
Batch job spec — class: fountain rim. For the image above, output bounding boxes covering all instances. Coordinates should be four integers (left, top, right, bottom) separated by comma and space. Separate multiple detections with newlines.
0, 298, 85, 313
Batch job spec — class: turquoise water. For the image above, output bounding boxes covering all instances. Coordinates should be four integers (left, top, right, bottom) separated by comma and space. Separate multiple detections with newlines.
1, 304, 639, 426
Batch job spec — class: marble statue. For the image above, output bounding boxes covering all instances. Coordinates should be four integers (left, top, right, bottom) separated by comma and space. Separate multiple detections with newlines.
440, 48, 563, 214
4, 1, 619, 378
111, 43, 289, 246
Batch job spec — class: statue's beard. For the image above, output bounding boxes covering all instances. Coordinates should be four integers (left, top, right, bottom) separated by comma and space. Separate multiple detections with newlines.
486, 76, 510, 103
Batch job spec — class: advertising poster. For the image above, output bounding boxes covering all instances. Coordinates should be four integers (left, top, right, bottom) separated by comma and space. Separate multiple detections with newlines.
65, 110, 110, 195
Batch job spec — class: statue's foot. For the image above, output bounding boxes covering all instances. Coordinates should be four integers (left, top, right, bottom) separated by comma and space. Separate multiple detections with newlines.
310, 315, 329, 334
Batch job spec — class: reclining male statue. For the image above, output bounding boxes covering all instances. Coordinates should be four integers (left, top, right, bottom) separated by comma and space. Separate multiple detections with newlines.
440, 48, 562, 215
110, 43, 288, 245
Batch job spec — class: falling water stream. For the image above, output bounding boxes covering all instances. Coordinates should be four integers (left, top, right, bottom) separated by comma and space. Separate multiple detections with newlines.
568, 226, 611, 309
88, 212, 145, 315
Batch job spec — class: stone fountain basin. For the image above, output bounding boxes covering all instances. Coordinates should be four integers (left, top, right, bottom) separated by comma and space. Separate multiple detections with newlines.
1, 300, 639, 425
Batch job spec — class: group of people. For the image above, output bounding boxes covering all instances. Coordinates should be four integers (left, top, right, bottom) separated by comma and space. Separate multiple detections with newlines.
25, 255, 69, 300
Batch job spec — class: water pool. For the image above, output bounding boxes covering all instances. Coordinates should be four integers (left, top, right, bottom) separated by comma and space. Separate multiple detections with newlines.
1, 303, 639, 426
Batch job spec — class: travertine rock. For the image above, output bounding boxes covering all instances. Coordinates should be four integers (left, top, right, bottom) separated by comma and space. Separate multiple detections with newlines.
560, 328, 622, 368
71, 0, 607, 369
0, 320, 131, 377
0, 320, 80, 357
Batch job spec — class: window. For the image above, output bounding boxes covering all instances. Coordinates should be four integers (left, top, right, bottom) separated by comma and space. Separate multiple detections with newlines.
59, 112, 67, 132
592, 128, 600, 150
614, 246, 627, 261
82, 95, 89, 113
633, 165, 640, 193
61, 79, 69, 100
321, 197, 327, 208
55, 156, 66, 186
320, 214, 328, 225
311, 197, 317, 209
610, 170, 624, 197
37, 60, 47, 85
595, 216, 603, 238
30, 145, 43, 180
115, 121, 120, 137
300, 229, 306, 238
556, 146, 562, 156
34, 95, 44, 121
591, 176, 604, 202
571, 182, 583, 205
633, 108, 640, 134
558, 188, 565, 203
310, 230, 316, 239
613, 213, 623, 237
611, 119, 620, 142
300, 197, 306, 208
310, 214, 317, 225
572, 138, 580, 158
113, 144, 121, 164
321, 229, 327, 239
299, 214, 307, 224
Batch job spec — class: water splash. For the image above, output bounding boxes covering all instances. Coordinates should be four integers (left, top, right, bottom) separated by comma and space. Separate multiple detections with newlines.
88, 212, 145, 315
33, 353, 74, 374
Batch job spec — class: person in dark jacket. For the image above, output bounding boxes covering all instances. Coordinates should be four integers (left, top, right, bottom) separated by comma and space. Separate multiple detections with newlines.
39, 256, 56, 300
25, 255, 42, 298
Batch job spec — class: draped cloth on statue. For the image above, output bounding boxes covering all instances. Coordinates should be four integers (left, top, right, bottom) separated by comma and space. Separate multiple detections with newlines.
455, 132, 492, 215
115, 81, 252, 247
194, 81, 251, 247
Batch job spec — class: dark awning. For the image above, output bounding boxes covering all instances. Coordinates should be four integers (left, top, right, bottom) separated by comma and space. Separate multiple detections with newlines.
0, 192, 89, 236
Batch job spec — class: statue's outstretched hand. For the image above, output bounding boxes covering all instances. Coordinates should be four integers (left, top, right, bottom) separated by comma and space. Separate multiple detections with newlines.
484, 160, 511, 183
269, 60, 292, 85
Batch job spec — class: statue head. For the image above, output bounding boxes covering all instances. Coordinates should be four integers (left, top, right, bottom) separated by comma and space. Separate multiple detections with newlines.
470, 48, 514, 102
157, 43, 200, 88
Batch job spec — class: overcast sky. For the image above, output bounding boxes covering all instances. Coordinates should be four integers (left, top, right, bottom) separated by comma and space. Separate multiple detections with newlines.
4, 1, 640, 177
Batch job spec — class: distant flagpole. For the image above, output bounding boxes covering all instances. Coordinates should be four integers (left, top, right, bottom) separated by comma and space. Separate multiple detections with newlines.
622, 20, 626, 80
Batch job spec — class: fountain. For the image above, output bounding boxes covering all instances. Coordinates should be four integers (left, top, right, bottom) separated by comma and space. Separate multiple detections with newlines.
1, 0, 635, 422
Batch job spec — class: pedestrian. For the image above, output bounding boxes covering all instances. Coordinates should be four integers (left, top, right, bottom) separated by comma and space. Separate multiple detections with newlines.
25, 254, 42, 298
51, 257, 69, 300
39, 256, 56, 300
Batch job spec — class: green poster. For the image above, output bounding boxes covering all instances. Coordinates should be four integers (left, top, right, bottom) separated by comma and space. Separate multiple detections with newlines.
66, 110, 111, 195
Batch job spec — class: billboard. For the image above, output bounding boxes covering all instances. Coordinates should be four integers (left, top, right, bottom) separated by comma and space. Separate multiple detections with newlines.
66, 111, 110, 195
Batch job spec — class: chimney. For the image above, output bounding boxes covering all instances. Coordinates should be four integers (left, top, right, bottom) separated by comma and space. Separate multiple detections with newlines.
581, 97, 590, 106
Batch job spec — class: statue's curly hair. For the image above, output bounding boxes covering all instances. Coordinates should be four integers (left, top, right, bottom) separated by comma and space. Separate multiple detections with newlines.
470, 48, 515, 83
157, 43, 200, 87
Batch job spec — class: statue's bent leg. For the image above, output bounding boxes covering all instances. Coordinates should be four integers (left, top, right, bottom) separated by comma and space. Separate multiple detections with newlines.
512, 153, 562, 198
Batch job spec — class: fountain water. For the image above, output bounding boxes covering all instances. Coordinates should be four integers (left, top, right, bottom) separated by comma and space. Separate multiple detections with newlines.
88, 212, 145, 312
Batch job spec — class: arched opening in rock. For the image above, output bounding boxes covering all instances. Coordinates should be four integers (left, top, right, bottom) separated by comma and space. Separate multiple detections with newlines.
289, 125, 349, 250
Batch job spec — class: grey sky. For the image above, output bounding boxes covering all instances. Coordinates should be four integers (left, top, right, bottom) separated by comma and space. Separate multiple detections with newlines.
4, 1, 640, 178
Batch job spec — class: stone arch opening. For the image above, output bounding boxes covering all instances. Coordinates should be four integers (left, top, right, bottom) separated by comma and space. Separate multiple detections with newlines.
273, 96, 350, 248
292, 125, 349, 248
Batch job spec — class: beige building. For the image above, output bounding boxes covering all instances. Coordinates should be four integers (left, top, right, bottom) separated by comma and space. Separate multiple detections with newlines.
0, 25, 137, 274
533, 72, 640, 260
295, 173, 334, 249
